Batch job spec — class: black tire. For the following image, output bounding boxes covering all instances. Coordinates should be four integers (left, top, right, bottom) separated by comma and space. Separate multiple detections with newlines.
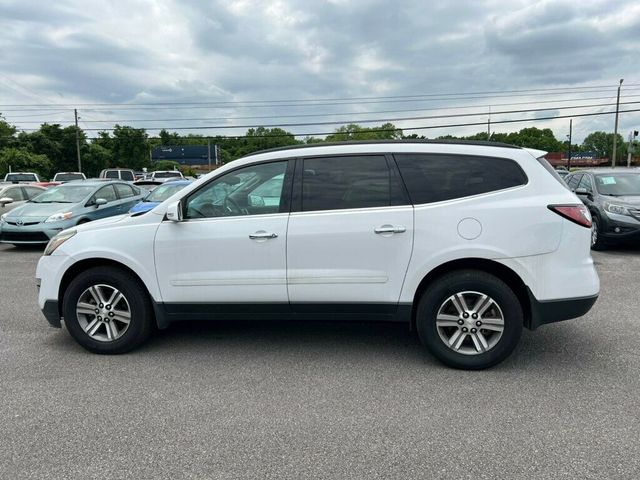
590, 217, 606, 251
62, 266, 153, 354
76, 218, 91, 225
416, 270, 523, 370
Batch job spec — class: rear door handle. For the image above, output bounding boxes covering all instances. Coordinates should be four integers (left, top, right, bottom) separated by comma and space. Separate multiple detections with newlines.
374, 225, 406, 234
249, 232, 278, 239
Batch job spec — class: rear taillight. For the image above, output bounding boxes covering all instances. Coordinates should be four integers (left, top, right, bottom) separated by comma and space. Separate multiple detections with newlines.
548, 204, 592, 228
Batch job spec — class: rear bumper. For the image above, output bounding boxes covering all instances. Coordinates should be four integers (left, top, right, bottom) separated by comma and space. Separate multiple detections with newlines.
527, 289, 598, 330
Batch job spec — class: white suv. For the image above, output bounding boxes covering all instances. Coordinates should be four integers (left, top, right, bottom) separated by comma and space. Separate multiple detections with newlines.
36, 141, 599, 369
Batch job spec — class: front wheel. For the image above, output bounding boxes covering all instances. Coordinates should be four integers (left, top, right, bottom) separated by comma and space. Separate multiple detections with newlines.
416, 270, 523, 369
62, 266, 153, 354
590, 217, 606, 250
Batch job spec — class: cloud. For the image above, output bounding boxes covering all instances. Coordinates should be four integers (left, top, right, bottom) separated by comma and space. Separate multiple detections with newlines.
0, 0, 638, 142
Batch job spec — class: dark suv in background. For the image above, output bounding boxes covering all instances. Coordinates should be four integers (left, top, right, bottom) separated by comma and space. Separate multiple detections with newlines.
565, 169, 640, 249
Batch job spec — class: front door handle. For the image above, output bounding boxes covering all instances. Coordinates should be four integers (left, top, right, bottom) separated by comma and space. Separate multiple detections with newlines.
374, 225, 406, 234
249, 232, 278, 240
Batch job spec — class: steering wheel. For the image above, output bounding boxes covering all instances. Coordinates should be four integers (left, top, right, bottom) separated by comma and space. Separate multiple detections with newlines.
223, 196, 244, 215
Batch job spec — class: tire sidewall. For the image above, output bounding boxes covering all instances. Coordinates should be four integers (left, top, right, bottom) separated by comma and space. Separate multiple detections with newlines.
62, 268, 151, 353
417, 271, 523, 369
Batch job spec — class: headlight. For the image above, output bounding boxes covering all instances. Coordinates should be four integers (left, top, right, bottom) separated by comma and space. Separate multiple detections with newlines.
604, 203, 630, 216
45, 212, 74, 223
44, 229, 76, 256
0, 213, 7, 224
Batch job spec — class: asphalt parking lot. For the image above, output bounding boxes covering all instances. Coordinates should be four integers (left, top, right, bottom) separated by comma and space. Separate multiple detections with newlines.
1, 244, 639, 479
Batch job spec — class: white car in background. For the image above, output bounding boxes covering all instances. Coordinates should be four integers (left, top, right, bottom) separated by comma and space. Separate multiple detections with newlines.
35, 140, 599, 369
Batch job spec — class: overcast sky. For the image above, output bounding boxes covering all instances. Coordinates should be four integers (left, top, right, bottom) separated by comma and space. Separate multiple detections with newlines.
0, 0, 639, 143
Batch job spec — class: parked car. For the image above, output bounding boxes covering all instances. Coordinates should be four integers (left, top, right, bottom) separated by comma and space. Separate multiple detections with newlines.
0, 183, 46, 215
4, 172, 41, 183
35, 140, 599, 369
1, 180, 144, 246
149, 170, 184, 182
52, 172, 86, 183
99, 169, 135, 182
132, 179, 164, 192
564, 168, 640, 250
129, 180, 191, 214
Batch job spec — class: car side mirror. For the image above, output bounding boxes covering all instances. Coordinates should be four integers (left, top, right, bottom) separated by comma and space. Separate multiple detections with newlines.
94, 198, 108, 207
166, 200, 183, 222
0, 197, 14, 206
574, 188, 588, 196
248, 195, 265, 207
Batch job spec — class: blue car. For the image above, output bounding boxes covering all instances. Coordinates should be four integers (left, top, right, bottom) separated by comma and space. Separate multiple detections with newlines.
129, 180, 191, 214
0, 180, 144, 246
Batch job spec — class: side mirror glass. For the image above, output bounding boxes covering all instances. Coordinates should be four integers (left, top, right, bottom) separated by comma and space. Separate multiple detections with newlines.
166, 200, 183, 222
0, 197, 14, 206
94, 198, 108, 207
248, 195, 265, 207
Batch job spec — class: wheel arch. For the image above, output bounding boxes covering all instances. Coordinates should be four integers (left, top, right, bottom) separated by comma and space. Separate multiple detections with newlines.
57, 258, 165, 329
410, 258, 532, 330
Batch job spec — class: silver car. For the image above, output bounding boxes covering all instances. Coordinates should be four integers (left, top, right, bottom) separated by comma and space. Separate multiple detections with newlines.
0, 183, 46, 216
0, 180, 144, 246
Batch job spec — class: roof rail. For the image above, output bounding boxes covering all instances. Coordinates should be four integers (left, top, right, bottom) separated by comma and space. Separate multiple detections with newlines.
244, 139, 522, 157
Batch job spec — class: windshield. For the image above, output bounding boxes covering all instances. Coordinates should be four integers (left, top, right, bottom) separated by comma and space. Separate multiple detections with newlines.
5, 173, 36, 182
145, 183, 188, 202
54, 173, 84, 182
594, 173, 640, 196
153, 171, 181, 178
30, 185, 95, 203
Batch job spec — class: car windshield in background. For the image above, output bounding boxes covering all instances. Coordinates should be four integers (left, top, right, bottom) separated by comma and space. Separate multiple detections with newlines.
154, 172, 181, 178
5, 174, 36, 182
594, 173, 640, 196
55, 173, 84, 182
30, 185, 95, 203
145, 183, 187, 202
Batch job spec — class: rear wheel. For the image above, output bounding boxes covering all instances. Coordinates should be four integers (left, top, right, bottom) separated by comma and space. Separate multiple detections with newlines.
62, 266, 153, 354
416, 270, 523, 369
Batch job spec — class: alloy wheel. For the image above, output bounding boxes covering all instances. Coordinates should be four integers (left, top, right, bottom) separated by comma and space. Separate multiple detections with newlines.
75, 284, 131, 342
435, 291, 505, 355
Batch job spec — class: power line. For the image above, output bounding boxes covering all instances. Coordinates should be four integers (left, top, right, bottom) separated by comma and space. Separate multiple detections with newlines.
9, 93, 640, 124
16, 100, 640, 132
2, 82, 639, 108
68, 107, 640, 140
3, 87, 640, 112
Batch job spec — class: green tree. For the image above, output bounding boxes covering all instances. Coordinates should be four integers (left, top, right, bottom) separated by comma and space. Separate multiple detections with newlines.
326, 123, 403, 141
0, 148, 52, 178
153, 160, 181, 171
17, 123, 86, 174
0, 117, 17, 149
581, 131, 626, 162
82, 143, 113, 177
95, 125, 149, 170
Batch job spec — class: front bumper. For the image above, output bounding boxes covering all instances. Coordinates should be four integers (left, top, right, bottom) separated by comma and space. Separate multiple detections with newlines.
0, 222, 66, 244
527, 289, 598, 330
600, 212, 640, 243
41, 300, 62, 328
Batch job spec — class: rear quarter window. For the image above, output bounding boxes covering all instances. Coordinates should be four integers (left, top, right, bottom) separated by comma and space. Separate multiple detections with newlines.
394, 153, 527, 204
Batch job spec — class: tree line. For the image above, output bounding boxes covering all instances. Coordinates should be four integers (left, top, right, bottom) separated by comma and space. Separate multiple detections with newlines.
0, 116, 635, 180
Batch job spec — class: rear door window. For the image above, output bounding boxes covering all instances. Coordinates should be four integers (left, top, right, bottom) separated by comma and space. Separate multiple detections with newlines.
394, 153, 527, 204
120, 171, 134, 181
299, 155, 406, 212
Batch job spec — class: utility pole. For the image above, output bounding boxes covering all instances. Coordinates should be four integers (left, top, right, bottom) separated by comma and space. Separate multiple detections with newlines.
487, 106, 491, 141
567, 119, 572, 170
612, 78, 623, 167
207, 139, 211, 171
628, 130, 638, 167
74, 108, 82, 173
